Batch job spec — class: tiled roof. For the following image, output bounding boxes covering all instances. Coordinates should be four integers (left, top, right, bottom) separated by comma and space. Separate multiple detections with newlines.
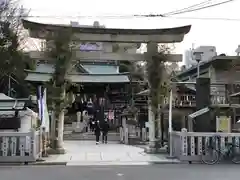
82, 64, 118, 74
25, 73, 129, 83
25, 63, 128, 83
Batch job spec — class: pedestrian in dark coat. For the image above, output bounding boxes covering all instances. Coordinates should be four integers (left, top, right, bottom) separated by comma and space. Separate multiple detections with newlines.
94, 120, 101, 144
101, 119, 110, 144
89, 118, 94, 132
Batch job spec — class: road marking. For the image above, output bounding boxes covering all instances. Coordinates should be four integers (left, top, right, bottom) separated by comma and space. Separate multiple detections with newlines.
117, 173, 124, 176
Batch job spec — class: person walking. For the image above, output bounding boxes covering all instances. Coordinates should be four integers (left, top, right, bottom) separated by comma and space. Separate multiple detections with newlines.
89, 118, 94, 132
101, 119, 110, 144
94, 120, 101, 145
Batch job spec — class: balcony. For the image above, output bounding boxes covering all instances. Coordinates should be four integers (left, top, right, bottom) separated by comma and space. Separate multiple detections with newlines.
174, 94, 227, 108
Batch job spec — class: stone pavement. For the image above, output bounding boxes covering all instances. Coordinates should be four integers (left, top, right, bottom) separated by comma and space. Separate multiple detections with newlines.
64, 131, 121, 141
43, 141, 179, 166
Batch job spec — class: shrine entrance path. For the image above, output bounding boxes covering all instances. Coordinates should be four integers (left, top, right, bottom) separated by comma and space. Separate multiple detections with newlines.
63, 131, 120, 141
43, 141, 178, 166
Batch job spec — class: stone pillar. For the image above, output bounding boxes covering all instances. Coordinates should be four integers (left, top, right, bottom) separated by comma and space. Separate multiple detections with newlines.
77, 111, 81, 122
122, 116, 129, 144
124, 127, 129, 144
122, 116, 127, 129
142, 127, 147, 141
74, 111, 82, 132
195, 77, 211, 132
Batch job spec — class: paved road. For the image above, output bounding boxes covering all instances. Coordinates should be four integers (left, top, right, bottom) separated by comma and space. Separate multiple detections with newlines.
0, 164, 239, 180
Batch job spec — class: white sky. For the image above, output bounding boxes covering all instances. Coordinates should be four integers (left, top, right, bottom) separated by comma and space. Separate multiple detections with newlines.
22, 0, 240, 55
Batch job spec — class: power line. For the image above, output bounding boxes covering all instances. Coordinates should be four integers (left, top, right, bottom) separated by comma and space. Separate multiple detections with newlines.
134, 0, 236, 17
36, 16, 240, 22
0, 0, 238, 22
0, 0, 236, 20
163, 0, 213, 16
166, 0, 236, 16
1, 13, 240, 22
4, 14, 239, 22
164, 16, 240, 21
2, 0, 233, 18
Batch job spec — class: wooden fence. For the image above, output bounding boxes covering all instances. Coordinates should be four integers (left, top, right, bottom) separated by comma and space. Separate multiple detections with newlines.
171, 129, 240, 162
0, 129, 43, 163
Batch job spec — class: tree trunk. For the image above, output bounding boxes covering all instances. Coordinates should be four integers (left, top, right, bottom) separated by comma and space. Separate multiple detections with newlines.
50, 110, 56, 148
57, 110, 65, 149
149, 104, 162, 150
49, 87, 66, 153
154, 111, 161, 149
148, 102, 155, 148
49, 109, 65, 154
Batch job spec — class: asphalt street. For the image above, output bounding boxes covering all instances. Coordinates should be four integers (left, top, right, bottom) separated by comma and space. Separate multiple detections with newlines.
0, 164, 239, 180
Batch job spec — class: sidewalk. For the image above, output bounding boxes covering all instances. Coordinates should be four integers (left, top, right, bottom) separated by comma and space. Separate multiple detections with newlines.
41, 141, 180, 166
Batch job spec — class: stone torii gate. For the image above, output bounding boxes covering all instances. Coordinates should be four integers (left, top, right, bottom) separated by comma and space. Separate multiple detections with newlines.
22, 19, 191, 150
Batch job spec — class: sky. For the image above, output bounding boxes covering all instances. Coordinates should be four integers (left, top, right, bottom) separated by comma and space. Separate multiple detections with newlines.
21, 0, 240, 56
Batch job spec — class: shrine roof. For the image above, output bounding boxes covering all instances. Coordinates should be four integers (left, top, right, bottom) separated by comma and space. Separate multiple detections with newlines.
28, 63, 119, 74
25, 63, 129, 83
22, 19, 191, 35
25, 72, 129, 83
81, 64, 118, 74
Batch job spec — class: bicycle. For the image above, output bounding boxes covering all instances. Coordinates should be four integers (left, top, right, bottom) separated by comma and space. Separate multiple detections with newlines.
201, 135, 240, 165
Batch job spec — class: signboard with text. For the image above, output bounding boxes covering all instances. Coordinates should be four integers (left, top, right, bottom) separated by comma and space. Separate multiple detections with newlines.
216, 116, 231, 133
79, 42, 102, 51
188, 107, 209, 119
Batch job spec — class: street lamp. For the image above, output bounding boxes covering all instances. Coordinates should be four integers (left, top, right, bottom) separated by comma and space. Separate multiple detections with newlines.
193, 52, 203, 77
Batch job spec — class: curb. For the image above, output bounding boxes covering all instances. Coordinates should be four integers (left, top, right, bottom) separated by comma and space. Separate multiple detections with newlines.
149, 161, 181, 165
0, 161, 183, 166
33, 161, 183, 165
30, 162, 67, 166
0, 162, 67, 166
65, 161, 183, 166
143, 147, 168, 154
